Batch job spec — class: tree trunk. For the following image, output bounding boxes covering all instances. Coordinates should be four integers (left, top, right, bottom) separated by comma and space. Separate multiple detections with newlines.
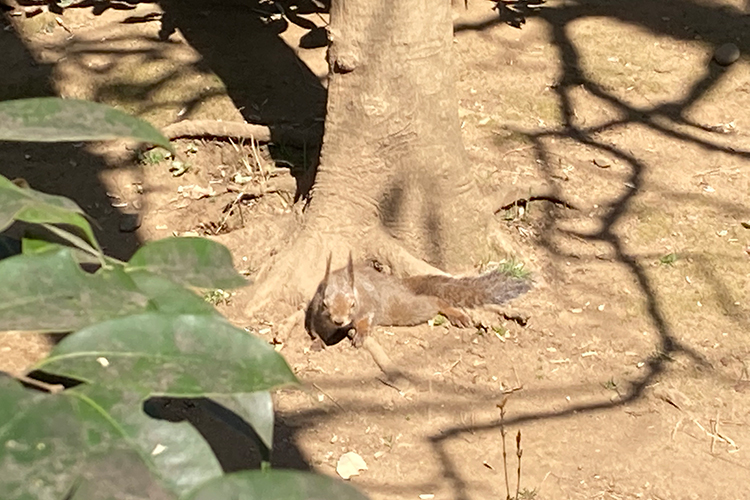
247, 0, 506, 315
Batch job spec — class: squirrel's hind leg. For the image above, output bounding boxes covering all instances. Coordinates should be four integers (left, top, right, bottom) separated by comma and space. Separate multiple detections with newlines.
436, 299, 473, 328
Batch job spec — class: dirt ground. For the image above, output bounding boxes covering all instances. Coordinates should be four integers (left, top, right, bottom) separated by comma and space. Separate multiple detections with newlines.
2, 0, 750, 499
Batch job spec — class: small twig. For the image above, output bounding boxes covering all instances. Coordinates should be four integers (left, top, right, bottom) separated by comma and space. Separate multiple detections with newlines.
538, 471, 551, 497
496, 195, 579, 213
14, 374, 64, 394
710, 414, 718, 454
227, 135, 241, 154
377, 376, 409, 392
215, 191, 246, 234
54, 15, 73, 35
274, 190, 291, 210
502, 384, 524, 395
515, 430, 523, 500
250, 135, 267, 188
501, 145, 534, 158
312, 382, 345, 411
693, 417, 739, 451
671, 418, 683, 440
512, 366, 522, 389
497, 398, 511, 500
442, 358, 461, 375
712, 413, 739, 450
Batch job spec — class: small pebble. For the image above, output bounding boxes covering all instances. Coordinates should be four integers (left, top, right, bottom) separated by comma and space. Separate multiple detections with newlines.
714, 43, 740, 66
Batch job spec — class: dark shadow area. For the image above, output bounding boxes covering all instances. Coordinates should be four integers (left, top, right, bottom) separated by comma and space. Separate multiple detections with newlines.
0, 11, 142, 260
458, 0, 750, 57
154, 0, 326, 140
145, 396, 311, 471
490, 0, 547, 29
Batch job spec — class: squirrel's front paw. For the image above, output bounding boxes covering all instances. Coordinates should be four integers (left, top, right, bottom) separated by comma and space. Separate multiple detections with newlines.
348, 328, 366, 348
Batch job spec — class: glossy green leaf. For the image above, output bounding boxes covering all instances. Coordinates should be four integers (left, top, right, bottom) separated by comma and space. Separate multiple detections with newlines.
20, 236, 58, 255
0, 248, 149, 332
0, 377, 178, 500
127, 237, 247, 290
67, 448, 177, 500
208, 392, 274, 450
70, 384, 223, 496
128, 270, 219, 316
0, 174, 97, 247
37, 313, 297, 396
0, 97, 172, 151
21, 238, 101, 267
186, 470, 370, 500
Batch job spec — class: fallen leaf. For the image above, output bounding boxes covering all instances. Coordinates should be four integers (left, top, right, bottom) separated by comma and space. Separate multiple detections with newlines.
336, 451, 367, 480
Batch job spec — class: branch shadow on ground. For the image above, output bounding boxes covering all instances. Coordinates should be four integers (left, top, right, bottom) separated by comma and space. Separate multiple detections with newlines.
434, 1, 749, 498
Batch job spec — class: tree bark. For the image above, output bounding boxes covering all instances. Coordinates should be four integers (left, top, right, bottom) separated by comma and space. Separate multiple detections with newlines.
246, 0, 504, 314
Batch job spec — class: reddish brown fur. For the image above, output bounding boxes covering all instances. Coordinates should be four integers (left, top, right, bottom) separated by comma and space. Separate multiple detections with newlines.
306, 255, 531, 347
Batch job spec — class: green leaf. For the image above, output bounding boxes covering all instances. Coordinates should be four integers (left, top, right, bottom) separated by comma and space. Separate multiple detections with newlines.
127, 237, 248, 290
0, 97, 172, 151
0, 377, 178, 500
186, 470, 370, 500
0, 174, 98, 248
20, 236, 58, 255
70, 384, 223, 496
67, 449, 177, 500
208, 392, 274, 450
128, 270, 219, 316
21, 237, 102, 267
0, 248, 149, 332
37, 313, 297, 397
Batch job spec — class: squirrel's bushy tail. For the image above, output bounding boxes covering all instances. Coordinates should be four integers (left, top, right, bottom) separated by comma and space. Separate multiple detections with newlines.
403, 271, 531, 308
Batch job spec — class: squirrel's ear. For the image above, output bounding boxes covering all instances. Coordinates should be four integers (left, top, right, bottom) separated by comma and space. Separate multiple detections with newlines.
347, 251, 354, 285
323, 252, 332, 283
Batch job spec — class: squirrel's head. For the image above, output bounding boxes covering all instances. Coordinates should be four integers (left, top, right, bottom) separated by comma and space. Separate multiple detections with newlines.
321, 252, 356, 327
323, 285, 356, 326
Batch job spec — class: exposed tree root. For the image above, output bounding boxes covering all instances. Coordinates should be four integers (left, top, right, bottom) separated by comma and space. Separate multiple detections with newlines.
162, 120, 322, 147
361, 336, 411, 389
369, 232, 450, 277
244, 231, 334, 318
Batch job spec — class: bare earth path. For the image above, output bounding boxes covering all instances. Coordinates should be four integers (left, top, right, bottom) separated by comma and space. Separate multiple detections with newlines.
1, 1, 749, 499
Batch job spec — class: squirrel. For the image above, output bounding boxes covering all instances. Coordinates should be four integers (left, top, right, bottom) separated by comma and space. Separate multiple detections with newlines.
305, 253, 531, 348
